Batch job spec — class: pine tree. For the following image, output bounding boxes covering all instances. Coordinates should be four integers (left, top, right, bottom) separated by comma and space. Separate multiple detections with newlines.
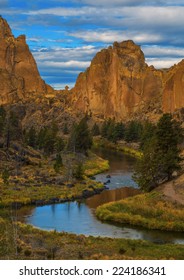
26, 127, 37, 148
67, 117, 92, 154
91, 123, 100, 136
133, 114, 183, 191
53, 153, 63, 173
0, 106, 6, 137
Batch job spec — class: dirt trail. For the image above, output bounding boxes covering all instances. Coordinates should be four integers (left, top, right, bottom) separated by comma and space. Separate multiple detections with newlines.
158, 173, 184, 206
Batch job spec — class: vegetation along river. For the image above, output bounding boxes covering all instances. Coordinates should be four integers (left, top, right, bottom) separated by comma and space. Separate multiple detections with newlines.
22, 148, 184, 244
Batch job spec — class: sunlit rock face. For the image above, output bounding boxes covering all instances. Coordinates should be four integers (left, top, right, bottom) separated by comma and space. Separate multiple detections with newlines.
0, 17, 52, 105
162, 60, 184, 114
71, 40, 184, 121
71, 40, 163, 120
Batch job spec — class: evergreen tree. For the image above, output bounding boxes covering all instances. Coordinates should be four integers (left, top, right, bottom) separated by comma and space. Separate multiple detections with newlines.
140, 121, 156, 150
53, 153, 63, 173
0, 106, 6, 137
73, 162, 84, 180
55, 137, 65, 153
101, 120, 109, 138
113, 122, 125, 142
134, 114, 183, 191
67, 117, 92, 154
26, 127, 37, 148
125, 121, 143, 142
91, 123, 100, 136
155, 113, 183, 180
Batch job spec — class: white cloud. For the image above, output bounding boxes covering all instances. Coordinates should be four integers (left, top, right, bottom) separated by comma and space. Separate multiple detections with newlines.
39, 60, 90, 68
146, 58, 182, 68
142, 45, 184, 58
69, 30, 162, 44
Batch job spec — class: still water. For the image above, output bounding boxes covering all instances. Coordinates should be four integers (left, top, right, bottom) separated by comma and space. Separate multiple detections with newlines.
24, 148, 184, 244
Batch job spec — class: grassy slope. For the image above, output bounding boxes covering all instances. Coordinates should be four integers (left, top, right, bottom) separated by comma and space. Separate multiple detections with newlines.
96, 192, 184, 231
1, 218, 184, 260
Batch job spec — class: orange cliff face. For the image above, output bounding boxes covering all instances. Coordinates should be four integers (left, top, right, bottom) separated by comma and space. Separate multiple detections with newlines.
71, 40, 184, 121
162, 60, 184, 114
0, 17, 53, 105
71, 40, 163, 120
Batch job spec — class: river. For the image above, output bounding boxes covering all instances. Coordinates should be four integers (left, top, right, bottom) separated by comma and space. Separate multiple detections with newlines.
22, 148, 184, 244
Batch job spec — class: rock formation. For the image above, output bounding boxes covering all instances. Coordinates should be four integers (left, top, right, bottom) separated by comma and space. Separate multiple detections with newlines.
71, 40, 184, 121
162, 60, 184, 114
0, 16, 53, 104
1, 16, 184, 123
71, 40, 163, 120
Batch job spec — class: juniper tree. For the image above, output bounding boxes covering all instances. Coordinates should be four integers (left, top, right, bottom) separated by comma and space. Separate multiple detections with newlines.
133, 114, 183, 191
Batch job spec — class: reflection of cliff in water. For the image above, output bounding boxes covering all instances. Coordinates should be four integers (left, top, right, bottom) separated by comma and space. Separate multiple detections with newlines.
86, 187, 141, 209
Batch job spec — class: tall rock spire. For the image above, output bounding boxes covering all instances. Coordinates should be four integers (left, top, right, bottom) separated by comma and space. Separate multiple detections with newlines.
0, 16, 53, 105
0, 16, 13, 39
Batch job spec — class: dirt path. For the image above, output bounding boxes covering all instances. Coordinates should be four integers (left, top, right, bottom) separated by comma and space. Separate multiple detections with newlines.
158, 173, 184, 206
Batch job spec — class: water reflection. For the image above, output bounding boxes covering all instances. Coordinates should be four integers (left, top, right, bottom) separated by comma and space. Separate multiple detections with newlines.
93, 147, 138, 189
21, 148, 184, 244
86, 187, 141, 209
24, 202, 184, 244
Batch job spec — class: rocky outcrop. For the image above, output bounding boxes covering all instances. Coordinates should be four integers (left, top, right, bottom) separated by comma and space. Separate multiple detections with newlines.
0, 16, 53, 104
71, 40, 163, 120
162, 60, 184, 114
71, 40, 184, 121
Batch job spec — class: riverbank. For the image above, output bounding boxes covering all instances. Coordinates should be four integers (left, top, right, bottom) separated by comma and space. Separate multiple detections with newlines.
1, 218, 184, 260
96, 189, 184, 232
93, 137, 142, 158
0, 152, 108, 208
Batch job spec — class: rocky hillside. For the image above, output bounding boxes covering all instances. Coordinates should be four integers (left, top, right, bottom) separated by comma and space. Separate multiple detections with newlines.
71, 41, 184, 122
0, 17, 53, 105
1, 16, 184, 124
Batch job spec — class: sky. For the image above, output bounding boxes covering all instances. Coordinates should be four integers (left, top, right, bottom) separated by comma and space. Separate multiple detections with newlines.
1, 0, 184, 89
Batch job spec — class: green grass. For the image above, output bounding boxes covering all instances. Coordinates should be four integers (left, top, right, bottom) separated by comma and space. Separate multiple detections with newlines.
0, 180, 104, 207
1, 219, 184, 260
93, 137, 142, 158
84, 151, 109, 176
96, 192, 184, 231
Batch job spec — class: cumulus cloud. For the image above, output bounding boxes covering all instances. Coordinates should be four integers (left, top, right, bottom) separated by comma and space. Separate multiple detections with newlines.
53, 0, 184, 7
146, 58, 182, 68
4, 0, 184, 88
39, 60, 90, 68
69, 30, 163, 44
142, 45, 184, 58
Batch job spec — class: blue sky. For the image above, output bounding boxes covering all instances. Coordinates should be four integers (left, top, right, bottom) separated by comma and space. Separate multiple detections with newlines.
1, 0, 184, 89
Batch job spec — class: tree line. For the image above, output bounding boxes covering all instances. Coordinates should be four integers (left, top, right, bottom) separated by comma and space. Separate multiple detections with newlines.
1, 105, 183, 191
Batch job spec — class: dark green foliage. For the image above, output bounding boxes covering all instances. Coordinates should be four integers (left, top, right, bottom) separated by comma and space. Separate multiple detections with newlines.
73, 163, 84, 180
125, 121, 143, 142
134, 114, 183, 191
67, 117, 92, 154
114, 122, 125, 141
101, 120, 109, 138
0, 106, 6, 137
25, 124, 65, 155
101, 118, 125, 143
4, 111, 22, 148
140, 121, 156, 150
155, 114, 183, 180
25, 127, 37, 148
53, 153, 63, 173
91, 123, 100, 136
133, 137, 159, 191
55, 137, 65, 153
